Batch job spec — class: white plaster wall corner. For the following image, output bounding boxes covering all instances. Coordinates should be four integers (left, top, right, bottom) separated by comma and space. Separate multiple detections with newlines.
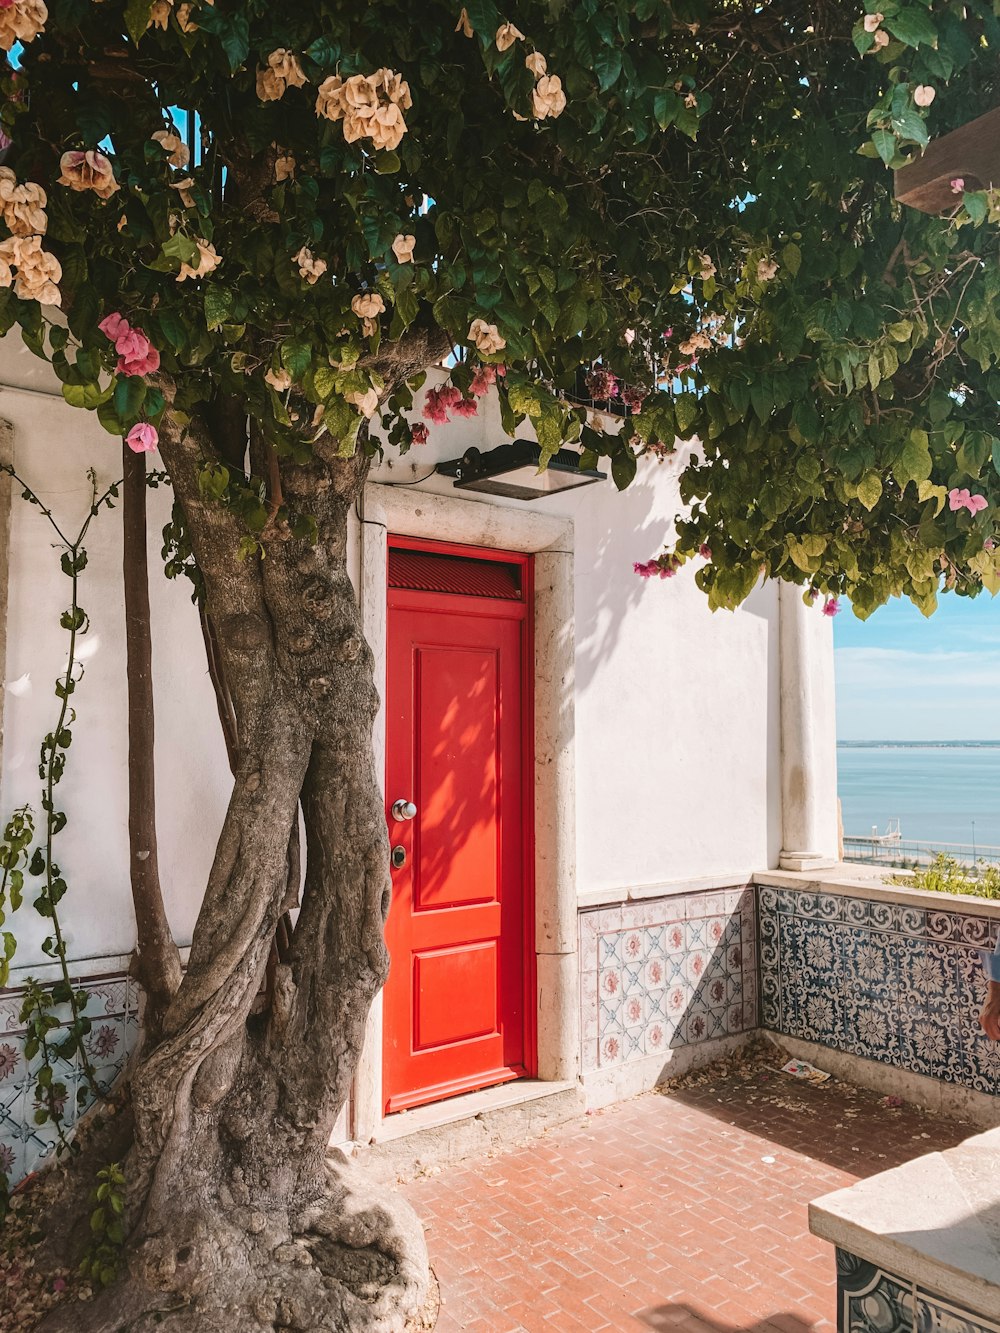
777, 581, 839, 870
351, 481, 580, 1134
0, 416, 13, 795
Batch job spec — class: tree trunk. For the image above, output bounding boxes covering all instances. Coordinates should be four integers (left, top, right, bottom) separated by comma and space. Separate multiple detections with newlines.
122, 442, 183, 1043
39, 410, 428, 1333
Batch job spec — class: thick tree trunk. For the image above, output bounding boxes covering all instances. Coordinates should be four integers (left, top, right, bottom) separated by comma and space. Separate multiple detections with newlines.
39, 409, 427, 1332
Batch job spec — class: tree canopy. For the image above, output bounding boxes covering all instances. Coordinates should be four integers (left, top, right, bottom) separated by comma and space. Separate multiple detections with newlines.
3, 0, 999, 621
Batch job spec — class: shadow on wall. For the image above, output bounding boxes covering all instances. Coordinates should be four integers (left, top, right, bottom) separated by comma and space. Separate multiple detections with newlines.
636, 1307, 812, 1332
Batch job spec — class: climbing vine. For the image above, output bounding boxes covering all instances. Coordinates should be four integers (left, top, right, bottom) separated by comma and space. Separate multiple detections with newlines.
0, 467, 121, 1219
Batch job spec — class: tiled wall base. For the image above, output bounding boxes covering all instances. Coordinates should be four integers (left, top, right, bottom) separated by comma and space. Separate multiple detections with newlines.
760, 885, 1000, 1093
579, 886, 757, 1082
836, 1248, 1000, 1333
0, 973, 140, 1187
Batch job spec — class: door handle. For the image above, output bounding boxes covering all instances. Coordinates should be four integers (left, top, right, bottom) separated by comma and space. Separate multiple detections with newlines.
392, 799, 417, 821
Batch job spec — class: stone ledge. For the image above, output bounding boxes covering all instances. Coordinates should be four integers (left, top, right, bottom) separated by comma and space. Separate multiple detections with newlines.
811, 1126, 1000, 1320
577, 873, 751, 911
755, 863, 1000, 919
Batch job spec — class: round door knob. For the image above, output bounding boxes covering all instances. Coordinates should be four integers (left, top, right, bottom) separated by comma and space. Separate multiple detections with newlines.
392, 799, 417, 822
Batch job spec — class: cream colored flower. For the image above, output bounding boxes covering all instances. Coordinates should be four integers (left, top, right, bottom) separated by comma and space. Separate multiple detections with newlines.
170, 178, 197, 209
351, 292, 386, 320
177, 238, 221, 281
525, 51, 547, 78
265, 366, 292, 392
293, 245, 327, 284
0, 0, 47, 51
146, 0, 172, 29
9, 234, 61, 305
495, 22, 524, 51
347, 386, 380, 418
873, 28, 889, 47
756, 257, 779, 282
913, 84, 935, 107
0, 169, 47, 236
175, 2, 196, 31
455, 7, 473, 36
274, 153, 296, 182
531, 74, 566, 120
315, 69, 411, 153
391, 233, 416, 263
468, 317, 506, 355
684, 92, 698, 108
152, 129, 190, 169
863, 11, 883, 31
0, 238, 14, 288
256, 48, 307, 102
57, 150, 119, 200
698, 253, 716, 280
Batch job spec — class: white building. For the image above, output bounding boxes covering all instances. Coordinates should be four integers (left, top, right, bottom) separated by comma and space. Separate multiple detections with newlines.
0, 336, 839, 1183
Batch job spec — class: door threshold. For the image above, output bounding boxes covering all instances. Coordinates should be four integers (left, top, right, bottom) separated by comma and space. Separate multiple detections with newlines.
372, 1077, 578, 1145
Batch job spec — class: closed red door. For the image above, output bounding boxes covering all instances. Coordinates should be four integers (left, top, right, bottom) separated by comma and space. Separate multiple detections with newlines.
383, 539, 533, 1114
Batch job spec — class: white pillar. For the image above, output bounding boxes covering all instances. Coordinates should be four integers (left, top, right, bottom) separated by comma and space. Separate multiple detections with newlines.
778, 581, 839, 871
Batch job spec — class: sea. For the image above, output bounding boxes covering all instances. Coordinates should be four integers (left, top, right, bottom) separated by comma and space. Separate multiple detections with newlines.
838, 741, 1000, 849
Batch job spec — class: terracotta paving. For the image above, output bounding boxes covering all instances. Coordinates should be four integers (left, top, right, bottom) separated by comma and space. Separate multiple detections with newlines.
401, 1050, 976, 1332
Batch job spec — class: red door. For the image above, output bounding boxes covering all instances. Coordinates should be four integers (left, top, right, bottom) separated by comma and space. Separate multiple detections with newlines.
383, 539, 533, 1114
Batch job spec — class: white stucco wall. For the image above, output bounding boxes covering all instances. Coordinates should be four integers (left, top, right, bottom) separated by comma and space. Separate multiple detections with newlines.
0, 337, 228, 968
0, 346, 813, 972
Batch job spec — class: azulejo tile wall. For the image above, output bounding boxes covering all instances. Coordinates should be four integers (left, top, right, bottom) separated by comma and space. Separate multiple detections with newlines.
836, 1247, 1000, 1333
579, 887, 757, 1073
759, 885, 1000, 1092
0, 973, 140, 1188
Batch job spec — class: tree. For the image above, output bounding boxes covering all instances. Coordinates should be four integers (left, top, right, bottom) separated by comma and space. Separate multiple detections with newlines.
2, 0, 998, 1327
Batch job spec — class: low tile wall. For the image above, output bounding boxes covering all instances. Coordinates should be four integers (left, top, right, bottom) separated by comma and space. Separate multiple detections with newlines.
579, 885, 757, 1079
836, 1248, 1000, 1333
759, 882, 1000, 1093
0, 973, 140, 1186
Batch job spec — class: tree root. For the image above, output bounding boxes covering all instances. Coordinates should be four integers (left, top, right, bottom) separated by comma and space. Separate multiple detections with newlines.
32, 1154, 429, 1333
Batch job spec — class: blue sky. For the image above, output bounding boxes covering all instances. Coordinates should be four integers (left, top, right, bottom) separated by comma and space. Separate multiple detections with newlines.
835, 593, 1000, 740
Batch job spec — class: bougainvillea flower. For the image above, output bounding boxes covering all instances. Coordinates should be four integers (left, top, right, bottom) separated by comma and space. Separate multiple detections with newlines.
126, 422, 158, 453
822, 597, 841, 616
949, 488, 988, 514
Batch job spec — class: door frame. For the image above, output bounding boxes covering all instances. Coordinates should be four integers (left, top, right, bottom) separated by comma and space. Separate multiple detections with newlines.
384, 535, 536, 1108
352, 483, 579, 1142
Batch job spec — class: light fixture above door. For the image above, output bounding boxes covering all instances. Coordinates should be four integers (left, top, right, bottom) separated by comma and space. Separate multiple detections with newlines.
437, 439, 606, 502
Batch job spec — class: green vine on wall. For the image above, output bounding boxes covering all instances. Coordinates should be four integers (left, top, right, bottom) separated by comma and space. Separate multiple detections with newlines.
0, 467, 122, 1220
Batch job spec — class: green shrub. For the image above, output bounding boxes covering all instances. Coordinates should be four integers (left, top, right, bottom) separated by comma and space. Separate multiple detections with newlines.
896, 853, 1000, 899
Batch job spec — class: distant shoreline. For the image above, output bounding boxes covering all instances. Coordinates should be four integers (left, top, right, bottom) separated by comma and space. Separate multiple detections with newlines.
837, 740, 1000, 749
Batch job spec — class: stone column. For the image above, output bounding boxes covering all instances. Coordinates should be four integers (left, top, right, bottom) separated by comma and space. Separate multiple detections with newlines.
778, 581, 839, 871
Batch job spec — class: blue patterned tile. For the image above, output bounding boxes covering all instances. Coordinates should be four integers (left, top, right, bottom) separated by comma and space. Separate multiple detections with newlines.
916, 1289, 1000, 1332
836, 1249, 913, 1332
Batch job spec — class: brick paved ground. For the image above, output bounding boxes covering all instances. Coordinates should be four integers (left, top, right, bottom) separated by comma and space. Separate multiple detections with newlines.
401, 1048, 977, 1333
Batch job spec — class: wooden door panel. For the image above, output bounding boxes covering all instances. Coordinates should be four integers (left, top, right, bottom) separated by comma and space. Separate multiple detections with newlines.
383, 550, 531, 1115
414, 643, 499, 911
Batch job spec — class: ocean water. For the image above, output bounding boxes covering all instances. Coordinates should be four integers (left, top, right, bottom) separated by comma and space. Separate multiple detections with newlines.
838, 743, 1000, 848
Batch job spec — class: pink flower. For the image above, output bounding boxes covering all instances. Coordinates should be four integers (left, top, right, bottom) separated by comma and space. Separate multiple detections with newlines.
98, 311, 129, 341
586, 367, 618, 400
0, 1042, 18, 1079
410, 422, 429, 445
470, 364, 497, 396
422, 383, 462, 424
452, 396, 479, 417
949, 487, 988, 514
126, 422, 158, 453
986, 538, 996, 552
699, 544, 712, 559
621, 385, 647, 413
115, 328, 160, 376
951, 178, 965, 194
822, 597, 841, 617
634, 557, 678, 580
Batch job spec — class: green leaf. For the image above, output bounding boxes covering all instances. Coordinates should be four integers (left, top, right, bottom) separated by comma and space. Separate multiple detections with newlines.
124, 0, 152, 44
856, 471, 883, 511
674, 393, 698, 436
871, 128, 897, 166
884, 9, 939, 48
611, 450, 637, 491
280, 337, 312, 379
62, 381, 113, 410
593, 46, 623, 92
113, 376, 147, 424
895, 429, 933, 489
782, 242, 802, 278
203, 286, 234, 331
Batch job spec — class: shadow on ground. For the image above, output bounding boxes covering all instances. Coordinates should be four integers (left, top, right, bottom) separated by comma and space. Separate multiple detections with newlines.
659, 1039, 975, 1179
636, 1307, 812, 1332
